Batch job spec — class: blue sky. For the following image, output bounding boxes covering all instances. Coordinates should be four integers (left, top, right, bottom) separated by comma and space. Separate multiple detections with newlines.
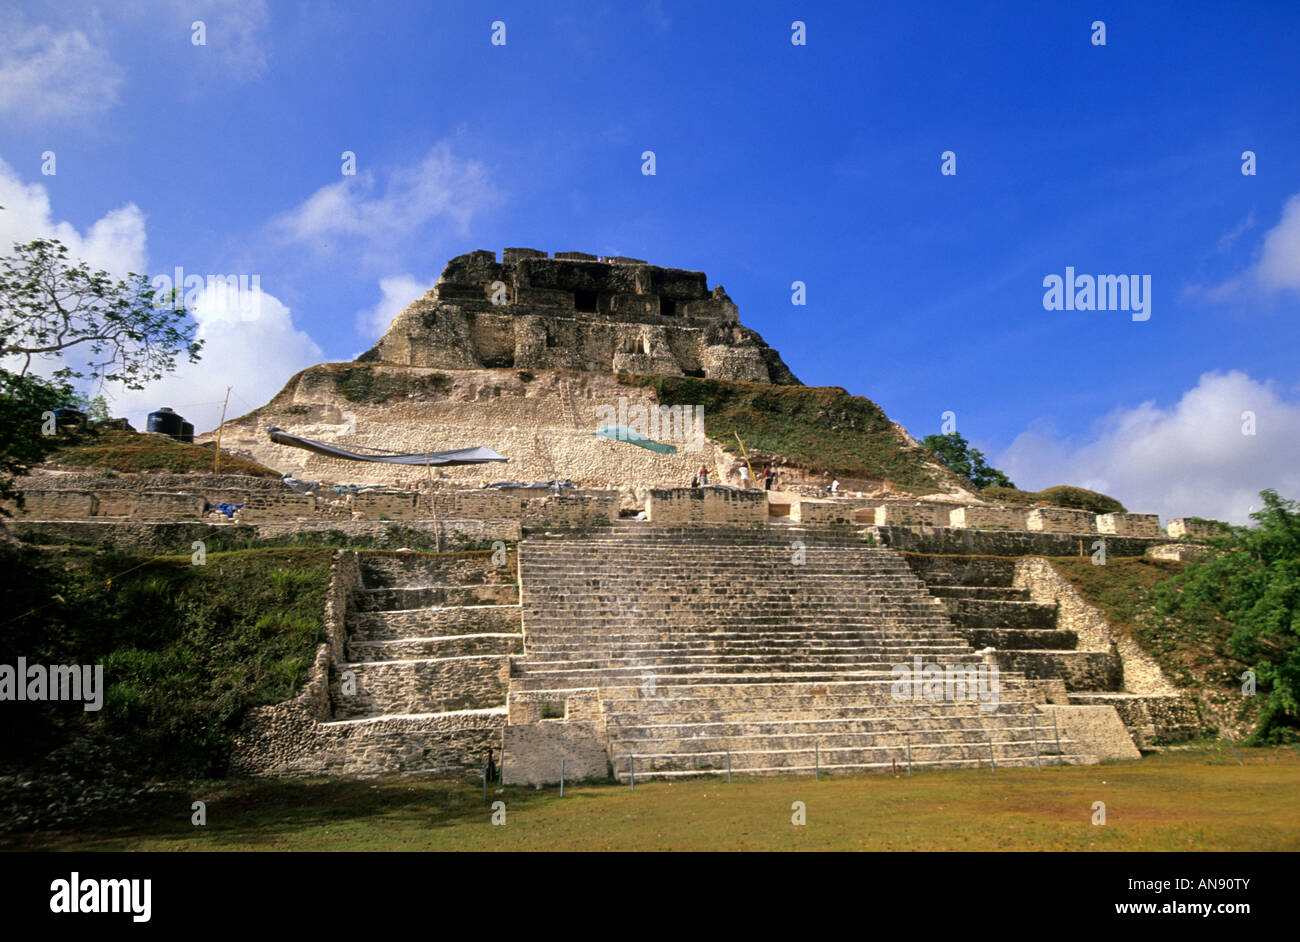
2, 0, 1298, 521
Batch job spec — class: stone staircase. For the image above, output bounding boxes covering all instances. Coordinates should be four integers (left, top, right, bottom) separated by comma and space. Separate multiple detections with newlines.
902, 553, 1198, 746
511, 526, 1095, 781
313, 551, 522, 772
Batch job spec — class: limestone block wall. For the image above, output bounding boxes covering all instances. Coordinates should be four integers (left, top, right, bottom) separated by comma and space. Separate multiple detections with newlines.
1096, 513, 1163, 537
129, 492, 207, 520
1026, 507, 1097, 533
238, 492, 317, 522
791, 499, 873, 526
502, 722, 609, 786
875, 500, 961, 527
1167, 517, 1228, 539
2, 490, 97, 519
872, 525, 1161, 558
352, 490, 420, 520
949, 505, 1031, 530
646, 487, 767, 525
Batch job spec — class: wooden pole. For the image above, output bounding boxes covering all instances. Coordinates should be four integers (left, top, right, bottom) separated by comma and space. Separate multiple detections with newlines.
213, 386, 231, 473
733, 432, 755, 487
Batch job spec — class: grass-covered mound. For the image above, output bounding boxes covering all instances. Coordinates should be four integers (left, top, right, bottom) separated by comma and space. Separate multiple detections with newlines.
0, 544, 332, 778
619, 374, 966, 494
981, 484, 1126, 514
42, 427, 280, 477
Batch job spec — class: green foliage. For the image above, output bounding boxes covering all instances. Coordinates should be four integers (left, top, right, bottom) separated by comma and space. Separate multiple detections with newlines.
1151, 490, 1300, 743
0, 546, 332, 777
619, 374, 963, 493
0, 238, 201, 389
39, 427, 280, 476
919, 432, 1015, 489
0, 368, 74, 508
980, 484, 1127, 514
1036, 485, 1126, 515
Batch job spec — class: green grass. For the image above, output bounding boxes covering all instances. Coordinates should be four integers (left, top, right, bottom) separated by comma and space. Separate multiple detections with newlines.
5, 745, 1296, 851
618, 373, 964, 494
42, 427, 280, 477
0, 545, 333, 777
981, 485, 1127, 514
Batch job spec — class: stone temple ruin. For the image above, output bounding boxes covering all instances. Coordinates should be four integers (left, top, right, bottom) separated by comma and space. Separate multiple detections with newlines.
6, 246, 1225, 787
360, 248, 800, 384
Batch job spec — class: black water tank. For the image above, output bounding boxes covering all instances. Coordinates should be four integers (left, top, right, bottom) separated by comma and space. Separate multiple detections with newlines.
53, 407, 86, 428
147, 407, 183, 438
180, 422, 195, 443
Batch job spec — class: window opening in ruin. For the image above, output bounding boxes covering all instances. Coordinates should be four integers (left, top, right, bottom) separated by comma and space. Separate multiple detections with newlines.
661, 298, 676, 316
573, 289, 598, 313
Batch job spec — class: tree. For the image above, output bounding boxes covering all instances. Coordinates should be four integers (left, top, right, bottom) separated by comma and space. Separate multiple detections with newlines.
920, 431, 1015, 490
0, 368, 74, 508
0, 237, 202, 509
0, 238, 201, 388
1152, 489, 1300, 743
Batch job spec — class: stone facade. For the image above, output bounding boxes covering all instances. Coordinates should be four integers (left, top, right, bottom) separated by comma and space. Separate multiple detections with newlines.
1096, 513, 1163, 537
874, 500, 963, 527
359, 249, 799, 384
238, 492, 317, 521
645, 487, 767, 525
1026, 507, 1097, 533
1166, 517, 1228, 539
129, 492, 207, 520
948, 505, 1031, 530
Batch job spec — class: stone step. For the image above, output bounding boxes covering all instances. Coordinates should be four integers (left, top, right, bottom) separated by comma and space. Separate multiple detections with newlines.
992, 650, 1124, 692
349, 604, 522, 641
929, 585, 1030, 601
940, 598, 1059, 631
358, 551, 515, 589
609, 752, 1096, 781
331, 655, 509, 719
608, 714, 1055, 741
610, 740, 1090, 776
346, 633, 523, 662
958, 627, 1078, 651
354, 584, 519, 611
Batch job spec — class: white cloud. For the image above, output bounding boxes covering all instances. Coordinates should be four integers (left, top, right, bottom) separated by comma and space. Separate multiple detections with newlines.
0, 24, 125, 123
0, 156, 147, 277
274, 144, 500, 263
996, 371, 1300, 525
1255, 193, 1300, 292
355, 274, 436, 341
106, 283, 323, 434
1197, 193, 1300, 302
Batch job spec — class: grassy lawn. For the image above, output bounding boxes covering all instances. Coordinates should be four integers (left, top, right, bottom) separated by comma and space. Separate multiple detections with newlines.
43, 427, 280, 476
6, 744, 1297, 852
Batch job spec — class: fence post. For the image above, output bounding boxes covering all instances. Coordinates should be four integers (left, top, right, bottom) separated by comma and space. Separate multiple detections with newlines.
1053, 710, 1062, 768
1031, 713, 1042, 771
815, 742, 820, 781
727, 748, 731, 784
906, 733, 912, 776
560, 758, 565, 797
989, 736, 996, 772
482, 766, 487, 801
629, 754, 635, 791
